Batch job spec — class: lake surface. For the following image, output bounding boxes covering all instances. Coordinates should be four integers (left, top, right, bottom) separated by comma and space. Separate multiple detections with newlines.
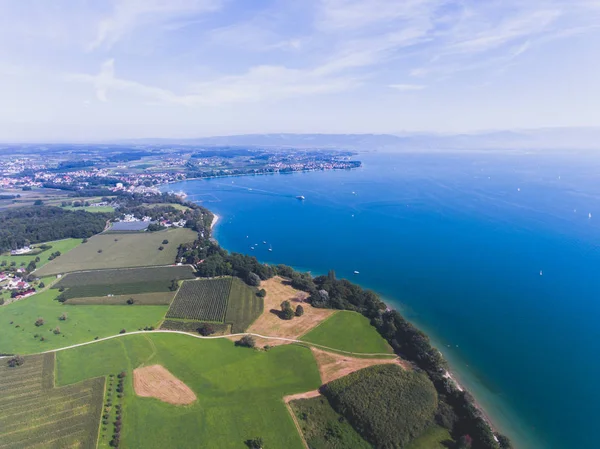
164, 151, 600, 449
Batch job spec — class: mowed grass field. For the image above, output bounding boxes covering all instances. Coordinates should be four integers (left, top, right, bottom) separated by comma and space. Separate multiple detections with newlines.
301, 311, 394, 354
165, 277, 262, 333
406, 425, 454, 449
0, 353, 104, 449
0, 289, 167, 354
57, 333, 322, 449
66, 291, 176, 305
60, 205, 115, 213
35, 228, 197, 276
0, 238, 82, 269
226, 277, 263, 333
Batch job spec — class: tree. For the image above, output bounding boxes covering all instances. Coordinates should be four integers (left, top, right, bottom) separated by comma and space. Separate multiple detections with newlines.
7, 355, 25, 367
34, 317, 44, 327
169, 280, 178, 291
245, 437, 264, 449
246, 272, 261, 287
158, 246, 164, 251
497, 434, 513, 449
58, 312, 68, 321
281, 300, 295, 320
126, 298, 135, 305
119, 329, 126, 334
162, 239, 169, 245
53, 326, 61, 335
295, 305, 304, 317
39, 282, 45, 288
236, 335, 256, 348
457, 435, 473, 449
256, 288, 267, 298
33, 200, 43, 206
197, 324, 215, 336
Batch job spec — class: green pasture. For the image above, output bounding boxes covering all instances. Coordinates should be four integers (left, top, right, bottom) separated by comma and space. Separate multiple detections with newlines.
301, 311, 393, 354
57, 333, 322, 449
0, 238, 82, 269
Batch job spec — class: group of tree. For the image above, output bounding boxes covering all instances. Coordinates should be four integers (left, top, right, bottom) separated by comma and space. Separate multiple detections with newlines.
0, 206, 109, 253
279, 300, 303, 320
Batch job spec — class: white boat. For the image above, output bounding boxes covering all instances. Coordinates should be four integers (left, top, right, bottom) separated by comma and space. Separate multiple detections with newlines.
296, 195, 305, 200
268, 247, 273, 252
353, 270, 359, 274
263, 241, 267, 244
250, 246, 255, 250
589, 213, 592, 219
540, 270, 543, 276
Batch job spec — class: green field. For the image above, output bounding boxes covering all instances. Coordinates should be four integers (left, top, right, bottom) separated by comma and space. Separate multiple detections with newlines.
0, 289, 167, 354
290, 396, 372, 449
166, 277, 232, 322
57, 333, 322, 449
0, 238, 82, 269
60, 205, 115, 213
301, 311, 393, 354
0, 353, 104, 449
66, 291, 176, 305
406, 425, 454, 449
35, 228, 197, 276
226, 277, 263, 333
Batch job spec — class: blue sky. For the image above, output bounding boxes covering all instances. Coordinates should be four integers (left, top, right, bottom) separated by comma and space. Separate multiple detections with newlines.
1, 0, 599, 141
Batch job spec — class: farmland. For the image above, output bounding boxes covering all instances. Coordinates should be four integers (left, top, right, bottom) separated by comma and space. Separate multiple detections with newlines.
35, 228, 197, 276
301, 311, 394, 354
66, 291, 176, 305
166, 277, 233, 322
165, 276, 262, 333
0, 352, 104, 449
0, 238, 82, 269
0, 288, 167, 354
54, 265, 195, 288
225, 276, 263, 333
56, 333, 322, 449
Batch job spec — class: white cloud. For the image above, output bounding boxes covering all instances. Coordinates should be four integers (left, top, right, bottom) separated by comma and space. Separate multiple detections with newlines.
88, 0, 223, 50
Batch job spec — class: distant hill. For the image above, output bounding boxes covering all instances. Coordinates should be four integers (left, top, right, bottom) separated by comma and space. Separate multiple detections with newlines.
115, 127, 600, 151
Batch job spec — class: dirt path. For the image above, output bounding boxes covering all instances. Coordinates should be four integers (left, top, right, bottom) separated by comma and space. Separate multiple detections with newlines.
283, 390, 321, 403
285, 401, 311, 449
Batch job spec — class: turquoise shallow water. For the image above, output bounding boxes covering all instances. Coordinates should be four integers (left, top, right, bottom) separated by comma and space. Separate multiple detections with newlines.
164, 151, 600, 449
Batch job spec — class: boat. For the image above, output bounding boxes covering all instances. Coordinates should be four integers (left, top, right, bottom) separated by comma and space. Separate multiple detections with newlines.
263, 241, 267, 244
589, 213, 592, 219
540, 270, 543, 276
296, 195, 305, 200
250, 246, 255, 250
353, 270, 359, 274
268, 246, 273, 252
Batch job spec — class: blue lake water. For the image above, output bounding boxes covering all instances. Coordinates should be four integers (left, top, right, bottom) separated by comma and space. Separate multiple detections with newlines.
164, 151, 600, 449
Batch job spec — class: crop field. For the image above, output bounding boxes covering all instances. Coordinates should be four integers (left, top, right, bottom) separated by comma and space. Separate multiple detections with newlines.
66, 291, 176, 305
225, 277, 263, 333
54, 265, 195, 288
57, 333, 322, 449
35, 228, 197, 275
301, 311, 394, 354
166, 277, 232, 322
0, 288, 168, 354
160, 320, 231, 334
0, 353, 104, 449
57, 282, 175, 301
0, 238, 82, 269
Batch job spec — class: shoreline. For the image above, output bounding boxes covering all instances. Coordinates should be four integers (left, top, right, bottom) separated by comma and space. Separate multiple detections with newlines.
179, 181, 510, 447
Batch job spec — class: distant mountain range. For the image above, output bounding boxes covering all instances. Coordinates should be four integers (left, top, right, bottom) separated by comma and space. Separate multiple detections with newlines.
116, 127, 600, 151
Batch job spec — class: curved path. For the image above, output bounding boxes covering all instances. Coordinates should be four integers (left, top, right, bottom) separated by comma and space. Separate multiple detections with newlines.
1, 329, 398, 359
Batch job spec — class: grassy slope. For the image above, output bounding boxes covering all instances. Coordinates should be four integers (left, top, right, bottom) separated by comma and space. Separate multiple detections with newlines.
290, 396, 372, 449
225, 277, 263, 333
57, 333, 321, 449
301, 311, 393, 354
35, 228, 196, 276
406, 425, 454, 449
0, 289, 167, 354
0, 238, 82, 269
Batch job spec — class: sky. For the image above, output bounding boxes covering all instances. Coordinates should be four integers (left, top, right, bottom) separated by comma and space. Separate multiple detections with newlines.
0, 0, 600, 141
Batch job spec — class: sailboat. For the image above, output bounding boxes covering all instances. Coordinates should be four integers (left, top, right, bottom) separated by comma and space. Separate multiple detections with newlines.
268, 244, 273, 252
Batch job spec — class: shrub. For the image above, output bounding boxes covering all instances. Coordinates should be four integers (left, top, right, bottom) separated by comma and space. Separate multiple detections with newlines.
98, 249, 103, 253
58, 312, 68, 321
126, 298, 135, 305
245, 272, 261, 287
256, 288, 267, 298
119, 329, 126, 334
7, 355, 25, 367
38, 281, 45, 288
162, 239, 169, 244
245, 437, 264, 449
235, 335, 256, 348
34, 317, 45, 327
295, 305, 304, 317
53, 327, 61, 335
197, 324, 215, 336
158, 246, 164, 251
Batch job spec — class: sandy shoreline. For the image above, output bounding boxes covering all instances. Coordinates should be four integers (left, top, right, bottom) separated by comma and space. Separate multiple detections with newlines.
211, 214, 219, 229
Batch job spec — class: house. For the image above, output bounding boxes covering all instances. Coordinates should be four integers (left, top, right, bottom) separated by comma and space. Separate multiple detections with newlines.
0, 272, 7, 282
